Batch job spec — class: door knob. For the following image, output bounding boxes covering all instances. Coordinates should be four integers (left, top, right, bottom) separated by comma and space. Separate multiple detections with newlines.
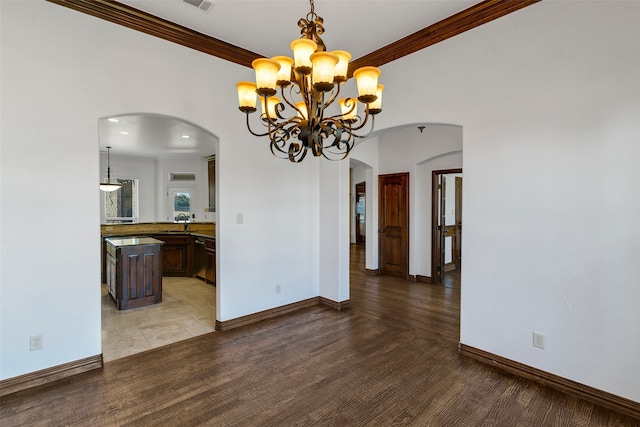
379, 229, 385, 233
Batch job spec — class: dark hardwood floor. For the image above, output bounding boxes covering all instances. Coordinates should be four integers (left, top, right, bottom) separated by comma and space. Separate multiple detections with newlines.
1, 245, 637, 426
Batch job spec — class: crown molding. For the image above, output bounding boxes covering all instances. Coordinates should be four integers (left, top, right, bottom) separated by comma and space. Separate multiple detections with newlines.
47, 0, 541, 72
45, 0, 262, 68
349, 0, 541, 74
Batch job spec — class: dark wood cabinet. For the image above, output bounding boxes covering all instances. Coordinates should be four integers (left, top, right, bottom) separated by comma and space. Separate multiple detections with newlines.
151, 234, 193, 277
105, 237, 164, 310
205, 238, 216, 285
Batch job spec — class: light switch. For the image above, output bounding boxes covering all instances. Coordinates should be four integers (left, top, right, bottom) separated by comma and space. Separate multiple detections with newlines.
236, 213, 243, 224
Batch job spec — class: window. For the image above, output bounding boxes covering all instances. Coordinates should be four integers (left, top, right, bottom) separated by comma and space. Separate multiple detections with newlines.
104, 179, 138, 223
172, 191, 192, 222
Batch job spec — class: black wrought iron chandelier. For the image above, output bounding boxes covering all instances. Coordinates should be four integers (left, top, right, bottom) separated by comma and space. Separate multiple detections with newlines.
236, 0, 383, 163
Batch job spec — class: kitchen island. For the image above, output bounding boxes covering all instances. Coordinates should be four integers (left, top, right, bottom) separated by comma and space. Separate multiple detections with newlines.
100, 222, 215, 282
105, 236, 164, 310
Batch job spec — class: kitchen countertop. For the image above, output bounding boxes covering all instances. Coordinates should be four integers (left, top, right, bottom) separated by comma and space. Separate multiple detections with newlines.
105, 237, 165, 247
102, 231, 215, 238
190, 233, 215, 239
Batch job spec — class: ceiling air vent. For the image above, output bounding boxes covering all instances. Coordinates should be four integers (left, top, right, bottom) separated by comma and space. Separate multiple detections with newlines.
170, 173, 196, 182
182, 0, 214, 12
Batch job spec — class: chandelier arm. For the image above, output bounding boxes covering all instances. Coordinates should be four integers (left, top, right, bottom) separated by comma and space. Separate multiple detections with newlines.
245, 112, 271, 137
270, 120, 309, 159
321, 147, 352, 161
269, 124, 294, 155
324, 100, 356, 123
320, 132, 354, 160
301, 76, 314, 113
279, 86, 299, 113
322, 82, 342, 111
270, 139, 291, 158
336, 104, 374, 133
348, 113, 376, 139
288, 141, 307, 163
279, 86, 310, 126
319, 112, 376, 142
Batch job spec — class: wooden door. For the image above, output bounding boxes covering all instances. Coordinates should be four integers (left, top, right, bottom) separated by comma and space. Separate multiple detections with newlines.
355, 182, 366, 244
431, 169, 462, 284
378, 173, 409, 279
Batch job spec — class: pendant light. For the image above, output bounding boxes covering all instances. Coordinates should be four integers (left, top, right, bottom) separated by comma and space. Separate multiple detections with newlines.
99, 146, 122, 192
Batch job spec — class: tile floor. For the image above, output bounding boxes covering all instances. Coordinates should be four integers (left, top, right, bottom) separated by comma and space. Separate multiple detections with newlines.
101, 277, 216, 362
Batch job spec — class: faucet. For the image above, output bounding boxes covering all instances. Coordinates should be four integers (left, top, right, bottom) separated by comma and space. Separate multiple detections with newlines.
177, 213, 189, 230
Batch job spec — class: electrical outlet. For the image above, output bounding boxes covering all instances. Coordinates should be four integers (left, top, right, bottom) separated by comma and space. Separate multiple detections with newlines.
30, 334, 43, 351
275, 284, 281, 294
533, 332, 545, 349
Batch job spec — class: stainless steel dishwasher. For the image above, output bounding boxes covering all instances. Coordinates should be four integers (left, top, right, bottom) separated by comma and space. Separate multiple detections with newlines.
194, 236, 206, 280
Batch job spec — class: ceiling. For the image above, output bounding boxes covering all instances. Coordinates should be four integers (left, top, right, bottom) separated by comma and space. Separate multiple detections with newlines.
100, 113, 218, 158
115, 0, 479, 60
80, 0, 536, 157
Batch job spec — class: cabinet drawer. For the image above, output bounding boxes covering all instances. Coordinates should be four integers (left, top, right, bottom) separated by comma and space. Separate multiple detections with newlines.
205, 239, 215, 250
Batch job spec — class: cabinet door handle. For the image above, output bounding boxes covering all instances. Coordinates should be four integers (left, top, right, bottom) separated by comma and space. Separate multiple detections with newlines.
379, 229, 385, 233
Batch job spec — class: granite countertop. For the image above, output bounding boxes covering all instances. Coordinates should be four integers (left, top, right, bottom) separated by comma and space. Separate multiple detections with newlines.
105, 237, 165, 247
102, 231, 215, 238
190, 233, 215, 239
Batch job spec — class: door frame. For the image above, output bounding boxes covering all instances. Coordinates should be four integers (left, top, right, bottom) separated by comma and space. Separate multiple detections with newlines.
355, 181, 366, 245
431, 168, 462, 284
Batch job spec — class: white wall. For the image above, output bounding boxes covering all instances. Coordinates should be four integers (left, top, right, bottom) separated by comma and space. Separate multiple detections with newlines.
319, 159, 350, 303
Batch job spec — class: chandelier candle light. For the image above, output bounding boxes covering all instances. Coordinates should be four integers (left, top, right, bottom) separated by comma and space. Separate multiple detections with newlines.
236, 0, 383, 163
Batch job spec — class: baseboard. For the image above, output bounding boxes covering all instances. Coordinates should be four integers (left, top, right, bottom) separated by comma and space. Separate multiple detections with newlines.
414, 275, 432, 283
365, 269, 379, 276
458, 343, 640, 420
0, 354, 103, 398
319, 297, 350, 311
216, 297, 320, 331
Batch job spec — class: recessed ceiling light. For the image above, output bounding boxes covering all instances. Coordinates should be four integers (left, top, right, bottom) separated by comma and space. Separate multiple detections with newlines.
108, 118, 119, 122
181, 135, 190, 139
120, 131, 129, 135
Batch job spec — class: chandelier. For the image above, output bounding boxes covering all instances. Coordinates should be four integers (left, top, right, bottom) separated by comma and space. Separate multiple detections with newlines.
236, 0, 383, 163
